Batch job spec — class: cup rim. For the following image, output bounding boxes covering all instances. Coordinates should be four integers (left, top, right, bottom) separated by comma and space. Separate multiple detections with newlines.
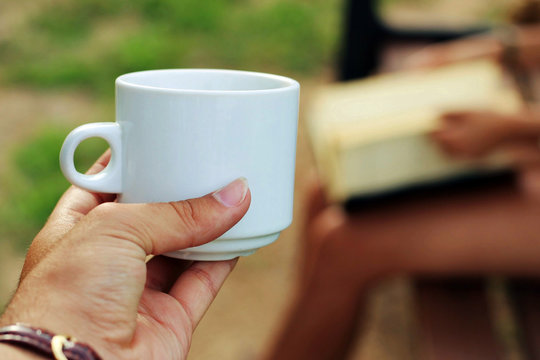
116, 68, 299, 95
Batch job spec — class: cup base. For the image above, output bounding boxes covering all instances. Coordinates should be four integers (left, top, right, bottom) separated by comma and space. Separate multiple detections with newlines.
163, 232, 281, 261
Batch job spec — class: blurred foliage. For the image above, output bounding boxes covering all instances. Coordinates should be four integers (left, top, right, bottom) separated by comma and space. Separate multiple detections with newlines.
0, 128, 107, 252
0, 0, 341, 253
0, 0, 340, 98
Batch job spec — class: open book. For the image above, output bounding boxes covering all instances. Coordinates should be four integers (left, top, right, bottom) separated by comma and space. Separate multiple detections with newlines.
308, 60, 523, 202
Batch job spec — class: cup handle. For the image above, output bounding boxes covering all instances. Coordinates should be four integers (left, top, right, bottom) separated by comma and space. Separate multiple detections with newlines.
60, 122, 122, 193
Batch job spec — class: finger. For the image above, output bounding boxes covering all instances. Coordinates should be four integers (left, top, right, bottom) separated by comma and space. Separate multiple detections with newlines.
88, 177, 251, 255
429, 131, 455, 150
435, 139, 461, 158
403, 47, 444, 69
44, 149, 115, 235
53, 149, 116, 220
22, 150, 116, 279
146, 256, 193, 292
169, 259, 238, 330
36, 149, 115, 240
441, 112, 468, 124
429, 130, 445, 141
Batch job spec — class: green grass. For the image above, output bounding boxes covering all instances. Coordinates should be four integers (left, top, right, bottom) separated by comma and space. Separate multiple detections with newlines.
221, 2, 328, 73
0, 128, 108, 252
0, 0, 340, 98
378, 0, 436, 12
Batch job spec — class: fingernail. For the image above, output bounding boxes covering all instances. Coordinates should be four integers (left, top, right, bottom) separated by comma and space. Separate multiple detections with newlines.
213, 178, 249, 207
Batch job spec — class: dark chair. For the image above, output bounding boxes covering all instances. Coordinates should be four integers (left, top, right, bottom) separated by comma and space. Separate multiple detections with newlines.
338, 0, 486, 81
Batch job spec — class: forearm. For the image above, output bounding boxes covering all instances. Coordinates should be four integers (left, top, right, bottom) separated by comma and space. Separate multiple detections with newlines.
434, 24, 540, 65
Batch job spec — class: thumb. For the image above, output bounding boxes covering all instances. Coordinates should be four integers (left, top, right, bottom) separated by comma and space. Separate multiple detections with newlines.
87, 178, 251, 255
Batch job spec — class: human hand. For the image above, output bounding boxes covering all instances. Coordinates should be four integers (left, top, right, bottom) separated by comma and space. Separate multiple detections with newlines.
0, 151, 251, 359
404, 25, 540, 71
431, 111, 514, 159
403, 35, 501, 70
511, 24, 540, 69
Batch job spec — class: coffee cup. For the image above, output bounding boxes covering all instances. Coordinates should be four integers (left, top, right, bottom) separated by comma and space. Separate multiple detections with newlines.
60, 69, 299, 260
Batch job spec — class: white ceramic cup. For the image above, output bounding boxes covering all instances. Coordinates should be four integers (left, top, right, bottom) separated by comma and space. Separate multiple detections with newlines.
60, 69, 299, 261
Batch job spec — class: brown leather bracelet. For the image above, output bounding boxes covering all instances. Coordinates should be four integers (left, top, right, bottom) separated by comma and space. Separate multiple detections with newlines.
0, 324, 102, 360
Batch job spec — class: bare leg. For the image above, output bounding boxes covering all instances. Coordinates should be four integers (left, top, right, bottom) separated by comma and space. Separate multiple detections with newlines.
509, 155, 540, 360
265, 180, 365, 360
412, 148, 540, 360
264, 256, 365, 360
265, 179, 540, 360
298, 174, 330, 285
341, 187, 540, 278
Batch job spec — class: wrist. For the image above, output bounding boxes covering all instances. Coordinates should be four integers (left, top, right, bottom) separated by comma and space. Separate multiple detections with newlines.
1, 295, 107, 359
0, 324, 102, 360
506, 112, 540, 137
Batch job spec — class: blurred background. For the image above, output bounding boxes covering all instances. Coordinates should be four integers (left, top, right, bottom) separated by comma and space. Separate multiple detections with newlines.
0, 0, 519, 359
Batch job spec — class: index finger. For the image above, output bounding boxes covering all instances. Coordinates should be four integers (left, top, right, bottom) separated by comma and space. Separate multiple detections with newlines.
23, 150, 116, 279
53, 149, 116, 221
169, 259, 238, 332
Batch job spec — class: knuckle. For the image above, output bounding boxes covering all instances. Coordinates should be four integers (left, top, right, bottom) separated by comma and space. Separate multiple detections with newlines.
168, 200, 202, 234
89, 203, 142, 239
187, 266, 218, 298
89, 202, 119, 220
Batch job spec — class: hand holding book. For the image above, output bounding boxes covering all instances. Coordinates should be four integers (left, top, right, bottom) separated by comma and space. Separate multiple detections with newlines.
432, 111, 521, 159
308, 60, 524, 202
